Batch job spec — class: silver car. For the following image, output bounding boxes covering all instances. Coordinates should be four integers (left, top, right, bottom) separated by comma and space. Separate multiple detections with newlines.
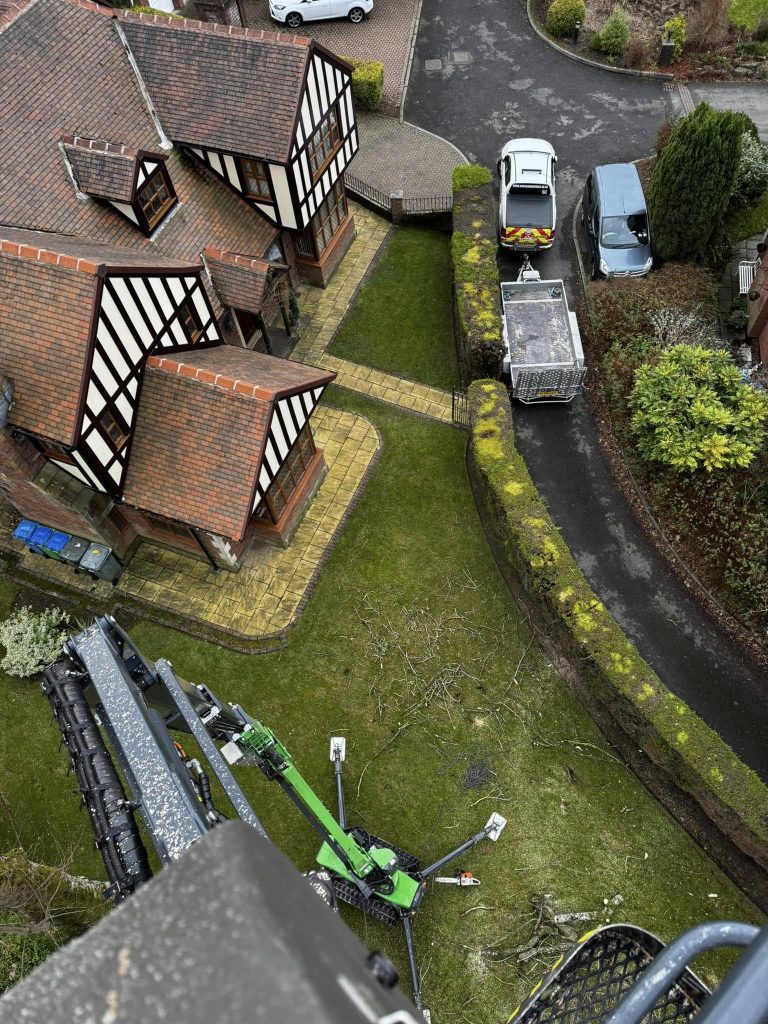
582, 163, 652, 279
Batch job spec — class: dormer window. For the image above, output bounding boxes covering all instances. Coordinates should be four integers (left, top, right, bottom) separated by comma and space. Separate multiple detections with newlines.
240, 159, 271, 201
137, 172, 174, 230
61, 137, 177, 237
178, 298, 203, 343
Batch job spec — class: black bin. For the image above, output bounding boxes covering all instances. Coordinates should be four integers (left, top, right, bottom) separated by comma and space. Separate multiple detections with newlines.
60, 536, 91, 571
79, 544, 123, 585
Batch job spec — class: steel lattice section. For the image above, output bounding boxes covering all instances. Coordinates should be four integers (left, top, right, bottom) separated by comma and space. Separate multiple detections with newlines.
509, 926, 709, 1024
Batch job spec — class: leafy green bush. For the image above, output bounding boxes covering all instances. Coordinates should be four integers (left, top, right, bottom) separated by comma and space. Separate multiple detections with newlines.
728, 0, 768, 32
731, 132, 768, 207
595, 6, 631, 56
0, 606, 70, 678
629, 346, 768, 473
663, 14, 687, 60
341, 57, 384, 112
452, 164, 492, 190
649, 103, 746, 262
546, 0, 585, 37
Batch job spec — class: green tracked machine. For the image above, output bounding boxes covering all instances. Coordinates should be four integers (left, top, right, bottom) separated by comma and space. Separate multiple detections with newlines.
43, 616, 506, 1020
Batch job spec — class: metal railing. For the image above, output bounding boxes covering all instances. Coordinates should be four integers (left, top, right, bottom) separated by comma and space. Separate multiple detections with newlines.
345, 173, 453, 219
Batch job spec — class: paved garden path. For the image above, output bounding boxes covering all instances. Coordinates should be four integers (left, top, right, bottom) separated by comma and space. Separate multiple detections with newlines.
291, 202, 453, 423
405, 0, 768, 780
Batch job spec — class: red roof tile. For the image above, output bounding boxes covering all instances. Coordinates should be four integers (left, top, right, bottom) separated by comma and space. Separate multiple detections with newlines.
0, 0, 278, 282
62, 136, 144, 202
0, 228, 200, 444
123, 348, 333, 539
120, 12, 311, 163
204, 248, 270, 314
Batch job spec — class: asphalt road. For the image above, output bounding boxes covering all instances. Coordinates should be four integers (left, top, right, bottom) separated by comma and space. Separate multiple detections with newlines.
405, 0, 768, 779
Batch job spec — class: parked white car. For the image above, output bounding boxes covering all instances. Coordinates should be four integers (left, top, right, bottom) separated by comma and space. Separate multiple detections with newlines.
269, 0, 373, 27
497, 138, 557, 252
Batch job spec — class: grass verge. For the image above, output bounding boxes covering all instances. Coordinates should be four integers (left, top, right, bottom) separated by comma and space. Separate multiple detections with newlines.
0, 392, 760, 1016
328, 227, 458, 391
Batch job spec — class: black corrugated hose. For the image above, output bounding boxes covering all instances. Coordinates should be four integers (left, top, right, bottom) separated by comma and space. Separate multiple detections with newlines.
42, 659, 152, 903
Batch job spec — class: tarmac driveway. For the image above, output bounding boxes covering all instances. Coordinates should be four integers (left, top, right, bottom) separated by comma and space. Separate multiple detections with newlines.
406, 0, 768, 779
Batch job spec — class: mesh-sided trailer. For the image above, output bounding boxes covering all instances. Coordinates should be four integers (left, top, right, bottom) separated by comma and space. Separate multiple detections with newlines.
501, 278, 586, 403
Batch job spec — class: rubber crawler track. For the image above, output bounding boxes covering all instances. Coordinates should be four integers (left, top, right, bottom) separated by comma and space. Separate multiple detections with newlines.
42, 659, 152, 902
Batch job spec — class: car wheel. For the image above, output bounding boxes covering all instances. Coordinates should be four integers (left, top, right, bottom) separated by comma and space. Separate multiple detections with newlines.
590, 254, 598, 281
348, 6, 364, 21
286, 11, 302, 27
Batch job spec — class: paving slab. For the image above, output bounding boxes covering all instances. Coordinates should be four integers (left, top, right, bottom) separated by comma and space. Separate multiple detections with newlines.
1, 407, 379, 643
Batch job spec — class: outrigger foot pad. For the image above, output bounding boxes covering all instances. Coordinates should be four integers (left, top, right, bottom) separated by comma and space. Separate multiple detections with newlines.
329, 737, 346, 761
485, 812, 507, 842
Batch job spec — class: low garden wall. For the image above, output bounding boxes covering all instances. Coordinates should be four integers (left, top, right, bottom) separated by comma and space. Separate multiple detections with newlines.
468, 379, 768, 912
451, 167, 504, 384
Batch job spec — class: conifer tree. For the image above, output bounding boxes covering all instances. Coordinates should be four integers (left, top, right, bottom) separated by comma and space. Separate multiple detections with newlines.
649, 103, 745, 262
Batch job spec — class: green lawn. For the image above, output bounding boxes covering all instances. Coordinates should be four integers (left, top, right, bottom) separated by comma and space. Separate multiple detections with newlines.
328, 226, 459, 390
727, 189, 768, 243
0, 389, 759, 1018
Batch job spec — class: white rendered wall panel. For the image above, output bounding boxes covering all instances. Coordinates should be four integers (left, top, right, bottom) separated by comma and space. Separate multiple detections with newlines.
110, 200, 138, 225
270, 165, 297, 230
148, 278, 173, 320
307, 70, 321, 127
207, 151, 224, 176
129, 279, 163, 334
223, 154, 240, 188
314, 55, 328, 112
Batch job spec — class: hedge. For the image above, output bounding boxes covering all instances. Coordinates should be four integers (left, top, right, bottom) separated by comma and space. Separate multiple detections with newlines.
341, 57, 384, 112
452, 164, 492, 191
451, 169, 504, 382
468, 379, 768, 898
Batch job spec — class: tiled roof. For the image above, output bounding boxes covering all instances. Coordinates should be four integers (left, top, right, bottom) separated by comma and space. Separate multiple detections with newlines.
204, 248, 269, 314
62, 136, 143, 202
120, 13, 311, 162
123, 349, 333, 539
0, 239, 97, 444
149, 346, 335, 398
0, 229, 201, 444
0, 226, 199, 271
0, 0, 278, 285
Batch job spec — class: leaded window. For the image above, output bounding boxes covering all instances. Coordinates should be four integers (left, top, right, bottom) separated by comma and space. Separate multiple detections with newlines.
240, 158, 271, 200
137, 172, 174, 229
307, 107, 341, 179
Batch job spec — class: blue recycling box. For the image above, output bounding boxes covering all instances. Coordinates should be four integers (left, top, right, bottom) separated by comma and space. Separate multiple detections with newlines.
29, 525, 53, 553
12, 520, 37, 543
40, 531, 71, 560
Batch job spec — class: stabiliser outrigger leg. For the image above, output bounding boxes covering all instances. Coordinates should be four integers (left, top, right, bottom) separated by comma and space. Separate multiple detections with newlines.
325, 736, 506, 1017
43, 617, 506, 1019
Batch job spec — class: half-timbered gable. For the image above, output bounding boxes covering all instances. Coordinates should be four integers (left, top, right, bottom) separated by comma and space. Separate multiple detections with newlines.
0, 0, 344, 569
0, 0, 279, 310
122, 348, 334, 543
62, 137, 178, 235
118, 14, 358, 279
0, 230, 221, 496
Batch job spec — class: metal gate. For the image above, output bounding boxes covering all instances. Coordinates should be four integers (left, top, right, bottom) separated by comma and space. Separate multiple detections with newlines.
452, 388, 470, 429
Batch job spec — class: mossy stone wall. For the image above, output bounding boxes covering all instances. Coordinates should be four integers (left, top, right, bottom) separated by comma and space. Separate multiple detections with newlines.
452, 169, 504, 384
468, 379, 768, 910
